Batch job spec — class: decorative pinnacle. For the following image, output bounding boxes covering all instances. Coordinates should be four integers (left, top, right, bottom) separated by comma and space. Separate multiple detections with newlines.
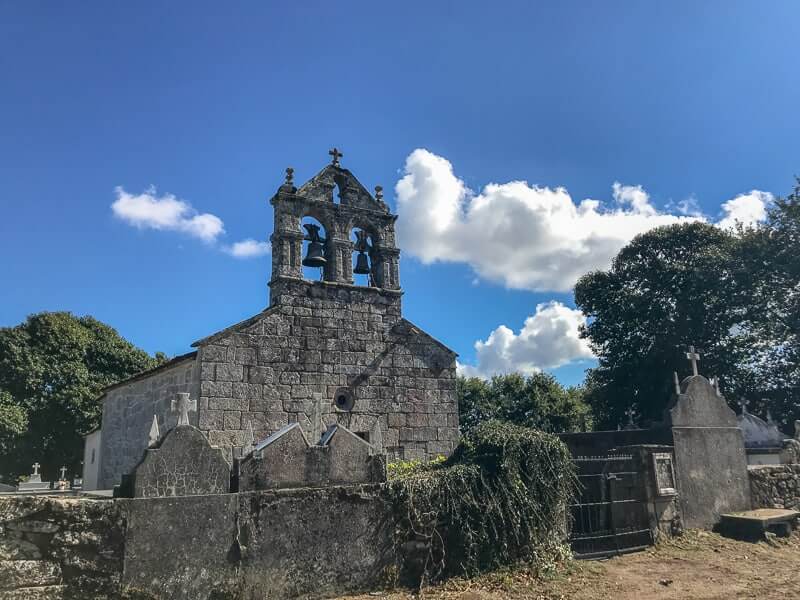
284, 167, 294, 186
673, 371, 681, 395
375, 185, 383, 201
328, 147, 343, 167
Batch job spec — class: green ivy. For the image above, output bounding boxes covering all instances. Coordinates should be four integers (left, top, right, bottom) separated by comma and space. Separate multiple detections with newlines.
389, 420, 577, 585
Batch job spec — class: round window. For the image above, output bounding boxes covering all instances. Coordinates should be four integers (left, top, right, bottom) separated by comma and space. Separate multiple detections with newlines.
334, 388, 355, 412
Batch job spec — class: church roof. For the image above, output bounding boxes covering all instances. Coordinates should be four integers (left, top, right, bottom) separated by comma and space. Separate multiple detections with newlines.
192, 307, 278, 347
100, 350, 198, 395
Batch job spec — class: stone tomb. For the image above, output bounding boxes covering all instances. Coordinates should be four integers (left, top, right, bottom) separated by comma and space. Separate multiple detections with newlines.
239, 422, 386, 491
17, 463, 51, 493
666, 374, 751, 528
127, 423, 231, 498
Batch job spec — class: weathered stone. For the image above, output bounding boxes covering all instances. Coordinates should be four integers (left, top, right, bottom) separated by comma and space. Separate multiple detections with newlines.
0, 560, 61, 589
129, 425, 230, 498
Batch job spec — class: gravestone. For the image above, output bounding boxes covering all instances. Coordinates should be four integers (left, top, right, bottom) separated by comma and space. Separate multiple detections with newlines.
17, 463, 51, 492
239, 422, 386, 491
125, 397, 230, 497
666, 373, 751, 528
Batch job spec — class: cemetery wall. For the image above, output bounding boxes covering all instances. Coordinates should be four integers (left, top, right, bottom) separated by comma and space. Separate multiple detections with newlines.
749, 464, 800, 511
195, 279, 459, 465
98, 354, 199, 490
0, 486, 395, 600
0, 495, 125, 599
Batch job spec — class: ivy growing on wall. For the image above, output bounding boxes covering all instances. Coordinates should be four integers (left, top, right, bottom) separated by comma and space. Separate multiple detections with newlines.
388, 421, 577, 586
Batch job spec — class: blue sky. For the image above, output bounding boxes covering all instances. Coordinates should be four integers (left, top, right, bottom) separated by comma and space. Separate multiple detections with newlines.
1, 2, 798, 386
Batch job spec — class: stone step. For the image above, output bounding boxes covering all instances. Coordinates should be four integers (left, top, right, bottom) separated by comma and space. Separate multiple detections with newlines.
0, 585, 66, 600
0, 560, 61, 590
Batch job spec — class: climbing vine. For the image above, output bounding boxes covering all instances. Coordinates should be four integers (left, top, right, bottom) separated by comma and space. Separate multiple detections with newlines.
388, 421, 577, 585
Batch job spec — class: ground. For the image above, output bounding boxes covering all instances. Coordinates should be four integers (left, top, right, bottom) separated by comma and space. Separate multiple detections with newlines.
339, 530, 800, 600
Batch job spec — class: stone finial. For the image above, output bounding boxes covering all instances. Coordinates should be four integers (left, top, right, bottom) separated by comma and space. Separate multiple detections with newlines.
685, 345, 701, 376
171, 393, 197, 427
284, 167, 294, 186
245, 418, 255, 452
148, 415, 160, 447
673, 371, 681, 395
328, 147, 344, 167
374, 185, 383, 201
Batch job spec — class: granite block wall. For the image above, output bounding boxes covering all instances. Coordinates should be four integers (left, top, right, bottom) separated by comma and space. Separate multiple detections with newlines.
195, 279, 459, 464
749, 464, 800, 511
0, 496, 125, 599
98, 356, 199, 489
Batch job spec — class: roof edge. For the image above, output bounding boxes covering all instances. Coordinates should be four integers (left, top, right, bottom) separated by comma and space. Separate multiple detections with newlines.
101, 350, 198, 395
192, 307, 279, 347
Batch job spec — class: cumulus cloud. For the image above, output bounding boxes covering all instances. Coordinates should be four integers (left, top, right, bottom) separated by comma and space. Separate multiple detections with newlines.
457, 301, 594, 378
395, 149, 772, 292
112, 186, 224, 243
718, 190, 773, 230
224, 239, 271, 258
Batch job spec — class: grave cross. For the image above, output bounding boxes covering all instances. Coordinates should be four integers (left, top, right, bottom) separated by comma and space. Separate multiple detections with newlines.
328, 147, 343, 167
32, 462, 40, 476
171, 392, 197, 427
625, 407, 637, 429
685, 346, 701, 376
59, 466, 67, 480
738, 398, 748, 415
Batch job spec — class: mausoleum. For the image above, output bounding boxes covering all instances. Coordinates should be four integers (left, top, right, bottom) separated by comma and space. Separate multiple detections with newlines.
94, 150, 459, 490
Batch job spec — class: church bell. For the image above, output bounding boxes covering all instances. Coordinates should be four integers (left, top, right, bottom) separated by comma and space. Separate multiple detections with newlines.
353, 251, 370, 274
302, 223, 327, 268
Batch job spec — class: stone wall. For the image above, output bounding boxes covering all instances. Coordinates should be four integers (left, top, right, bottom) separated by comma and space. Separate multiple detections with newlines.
749, 464, 800, 511
0, 487, 395, 600
98, 355, 199, 489
0, 495, 125, 599
195, 279, 459, 465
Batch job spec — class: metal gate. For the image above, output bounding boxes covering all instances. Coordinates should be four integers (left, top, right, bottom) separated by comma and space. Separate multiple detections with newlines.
569, 453, 652, 559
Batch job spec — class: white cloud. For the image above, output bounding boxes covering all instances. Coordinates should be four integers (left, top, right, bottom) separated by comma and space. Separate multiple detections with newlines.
395, 149, 773, 293
224, 239, 271, 259
718, 190, 773, 230
112, 186, 225, 243
457, 301, 595, 378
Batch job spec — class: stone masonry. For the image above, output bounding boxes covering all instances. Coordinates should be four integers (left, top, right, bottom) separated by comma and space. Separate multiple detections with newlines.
97, 152, 459, 489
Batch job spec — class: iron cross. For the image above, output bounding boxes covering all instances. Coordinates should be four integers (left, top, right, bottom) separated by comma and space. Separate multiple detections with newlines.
32, 462, 40, 476
59, 466, 67, 480
685, 345, 701, 376
171, 392, 197, 427
328, 147, 343, 167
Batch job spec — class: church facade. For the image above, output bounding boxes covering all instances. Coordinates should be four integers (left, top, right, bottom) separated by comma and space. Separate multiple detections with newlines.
96, 152, 459, 489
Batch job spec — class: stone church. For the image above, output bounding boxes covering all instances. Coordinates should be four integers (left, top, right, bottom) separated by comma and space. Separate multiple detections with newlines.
94, 151, 459, 490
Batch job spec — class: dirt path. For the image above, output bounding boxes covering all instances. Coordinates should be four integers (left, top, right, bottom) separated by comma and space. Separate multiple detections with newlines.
338, 530, 800, 600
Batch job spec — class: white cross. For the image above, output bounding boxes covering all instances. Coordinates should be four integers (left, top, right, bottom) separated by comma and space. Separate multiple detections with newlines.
685, 346, 701, 376
59, 466, 67, 480
32, 462, 40, 476
625, 407, 636, 426
171, 393, 197, 427
738, 399, 748, 415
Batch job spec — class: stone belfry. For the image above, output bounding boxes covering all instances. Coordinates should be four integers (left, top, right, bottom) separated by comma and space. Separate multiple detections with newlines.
268, 147, 401, 304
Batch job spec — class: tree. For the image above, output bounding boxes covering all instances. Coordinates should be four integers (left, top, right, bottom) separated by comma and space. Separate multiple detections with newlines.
574, 222, 753, 429
0, 312, 164, 482
457, 372, 591, 433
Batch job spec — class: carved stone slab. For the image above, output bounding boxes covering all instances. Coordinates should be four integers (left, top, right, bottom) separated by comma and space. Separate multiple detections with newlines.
131, 425, 230, 498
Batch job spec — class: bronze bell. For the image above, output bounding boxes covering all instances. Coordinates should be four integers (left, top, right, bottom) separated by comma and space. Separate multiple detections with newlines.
302, 223, 327, 268
302, 241, 326, 268
353, 251, 370, 274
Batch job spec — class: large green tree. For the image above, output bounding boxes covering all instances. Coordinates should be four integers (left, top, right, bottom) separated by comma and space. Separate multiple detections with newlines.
0, 312, 164, 482
457, 372, 591, 433
574, 222, 753, 428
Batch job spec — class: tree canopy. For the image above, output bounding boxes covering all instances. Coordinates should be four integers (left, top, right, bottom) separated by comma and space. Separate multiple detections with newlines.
0, 312, 164, 482
457, 372, 591, 434
575, 182, 800, 430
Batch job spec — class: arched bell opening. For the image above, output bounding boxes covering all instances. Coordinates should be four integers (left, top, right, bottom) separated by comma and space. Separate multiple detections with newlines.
350, 227, 376, 287
300, 216, 329, 282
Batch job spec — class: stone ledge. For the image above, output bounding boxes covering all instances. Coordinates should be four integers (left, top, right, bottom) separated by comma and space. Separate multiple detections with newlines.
0, 585, 65, 600
0, 560, 61, 590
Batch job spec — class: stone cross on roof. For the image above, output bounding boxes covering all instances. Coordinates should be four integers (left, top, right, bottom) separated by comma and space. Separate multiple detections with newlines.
328, 147, 343, 167
685, 345, 701, 376
171, 392, 196, 427
59, 466, 67, 480
32, 462, 40, 476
